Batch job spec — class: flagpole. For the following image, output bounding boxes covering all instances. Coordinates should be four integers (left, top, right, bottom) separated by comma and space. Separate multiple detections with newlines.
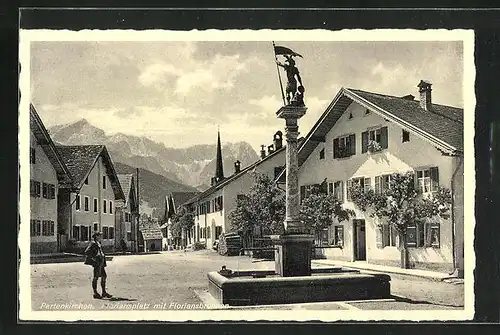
272, 41, 286, 106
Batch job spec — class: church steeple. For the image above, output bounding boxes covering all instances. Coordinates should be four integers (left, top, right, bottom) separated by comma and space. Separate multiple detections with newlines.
215, 129, 224, 183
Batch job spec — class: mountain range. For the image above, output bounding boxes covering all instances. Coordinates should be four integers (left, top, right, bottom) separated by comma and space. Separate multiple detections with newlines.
48, 119, 260, 215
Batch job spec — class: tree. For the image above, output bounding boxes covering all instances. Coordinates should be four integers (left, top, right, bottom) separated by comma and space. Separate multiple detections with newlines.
349, 171, 452, 268
229, 172, 286, 243
170, 205, 195, 247
299, 185, 354, 244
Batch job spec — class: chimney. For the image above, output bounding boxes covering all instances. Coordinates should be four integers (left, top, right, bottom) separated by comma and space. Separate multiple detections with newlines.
273, 131, 283, 150
268, 144, 275, 155
234, 160, 241, 174
260, 145, 266, 159
417, 80, 432, 111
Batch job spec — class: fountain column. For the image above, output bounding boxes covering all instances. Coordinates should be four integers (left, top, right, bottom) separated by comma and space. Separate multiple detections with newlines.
274, 105, 314, 277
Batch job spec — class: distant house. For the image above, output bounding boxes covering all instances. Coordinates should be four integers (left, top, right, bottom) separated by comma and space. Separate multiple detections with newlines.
115, 174, 139, 252
162, 191, 200, 249
56, 145, 125, 253
29, 104, 73, 254
183, 130, 287, 249
139, 218, 163, 252
286, 81, 464, 275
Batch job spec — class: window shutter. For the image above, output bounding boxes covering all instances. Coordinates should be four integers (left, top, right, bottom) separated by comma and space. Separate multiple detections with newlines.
430, 167, 439, 192
380, 126, 388, 149
362, 131, 369, 153
346, 180, 352, 201
376, 225, 383, 248
338, 226, 344, 247
349, 134, 356, 155
375, 176, 381, 194
300, 185, 306, 203
333, 138, 339, 158
340, 181, 345, 203
413, 171, 421, 194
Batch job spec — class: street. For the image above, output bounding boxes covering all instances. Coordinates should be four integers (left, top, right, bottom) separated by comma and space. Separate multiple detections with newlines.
30, 249, 464, 311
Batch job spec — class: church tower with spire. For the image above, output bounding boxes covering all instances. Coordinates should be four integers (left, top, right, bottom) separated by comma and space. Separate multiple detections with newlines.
213, 129, 225, 185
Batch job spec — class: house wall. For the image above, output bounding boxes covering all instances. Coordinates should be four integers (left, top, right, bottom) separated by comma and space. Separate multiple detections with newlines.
194, 188, 224, 249
30, 131, 58, 254
298, 101, 459, 272
70, 156, 117, 252
452, 155, 464, 276
224, 149, 287, 233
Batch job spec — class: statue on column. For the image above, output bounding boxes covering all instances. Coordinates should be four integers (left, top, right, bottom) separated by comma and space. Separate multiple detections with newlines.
276, 55, 305, 107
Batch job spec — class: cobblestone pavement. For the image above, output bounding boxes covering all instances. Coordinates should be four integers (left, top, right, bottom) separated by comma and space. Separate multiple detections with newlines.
30, 250, 464, 314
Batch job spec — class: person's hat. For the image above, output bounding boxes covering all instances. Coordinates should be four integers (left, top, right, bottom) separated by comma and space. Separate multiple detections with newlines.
92, 231, 102, 238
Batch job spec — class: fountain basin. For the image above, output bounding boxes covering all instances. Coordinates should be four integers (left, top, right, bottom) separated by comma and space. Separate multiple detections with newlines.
208, 268, 391, 306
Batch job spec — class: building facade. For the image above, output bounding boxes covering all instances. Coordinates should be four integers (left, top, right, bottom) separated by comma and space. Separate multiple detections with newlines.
56, 145, 125, 253
162, 191, 200, 249
293, 82, 464, 275
185, 131, 287, 250
115, 174, 140, 252
29, 105, 73, 254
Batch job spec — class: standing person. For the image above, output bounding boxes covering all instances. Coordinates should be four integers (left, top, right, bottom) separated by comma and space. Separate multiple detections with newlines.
84, 231, 113, 299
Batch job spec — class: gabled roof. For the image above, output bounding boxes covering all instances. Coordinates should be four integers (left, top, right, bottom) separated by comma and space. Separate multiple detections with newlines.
139, 220, 163, 240
171, 192, 200, 210
183, 145, 288, 206
29, 104, 73, 188
117, 174, 136, 207
275, 86, 464, 183
163, 191, 200, 222
56, 144, 125, 200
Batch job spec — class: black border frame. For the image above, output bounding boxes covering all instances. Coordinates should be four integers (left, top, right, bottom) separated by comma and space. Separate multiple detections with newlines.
3, 5, 500, 334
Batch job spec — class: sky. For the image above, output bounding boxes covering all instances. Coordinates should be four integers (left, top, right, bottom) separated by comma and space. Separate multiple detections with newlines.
30, 40, 464, 152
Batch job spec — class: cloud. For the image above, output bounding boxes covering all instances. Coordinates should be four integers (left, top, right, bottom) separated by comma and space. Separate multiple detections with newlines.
138, 53, 258, 96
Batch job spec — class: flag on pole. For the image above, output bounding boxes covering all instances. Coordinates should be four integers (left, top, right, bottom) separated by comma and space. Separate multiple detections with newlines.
273, 45, 303, 58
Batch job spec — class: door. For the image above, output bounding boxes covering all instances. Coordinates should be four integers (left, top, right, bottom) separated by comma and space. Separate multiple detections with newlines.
353, 219, 366, 261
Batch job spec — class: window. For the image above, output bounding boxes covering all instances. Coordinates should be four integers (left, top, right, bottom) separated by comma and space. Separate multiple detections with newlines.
407, 221, 440, 248
103, 176, 107, 189
93, 198, 98, 213
377, 224, 398, 248
347, 177, 366, 201
319, 148, 325, 160
348, 112, 353, 120
103, 226, 109, 239
416, 167, 439, 194
109, 227, 114, 239
333, 134, 356, 159
317, 228, 329, 246
127, 232, 132, 241
81, 226, 89, 241
42, 183, 48, 199
402, 130, 410, 143
42, 220, 48, 236
364, 109, 370, 116
75, 194, 81, 210
31, 220, 41, 236
73, 226, 80, 241
300, 184, 315, 203
333, 225, 344, 247
215, 226, 223, 239
30, 147, 36, 164
375, 174, 391, 194
84, 177, 89, 185
362, 126, 388, 153
93, 223, 98, 233
48, 184, 56, 199
109, 201, 113, 214
84, 196, 90, 211
30, 180, 41, 197
49, 221, 55, 236
333, 181, 344, 203
363, 177, 372, 193
103, 200, 107, 213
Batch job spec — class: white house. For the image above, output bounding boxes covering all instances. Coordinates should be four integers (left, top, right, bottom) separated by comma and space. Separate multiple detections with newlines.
284, 81, 464, 275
